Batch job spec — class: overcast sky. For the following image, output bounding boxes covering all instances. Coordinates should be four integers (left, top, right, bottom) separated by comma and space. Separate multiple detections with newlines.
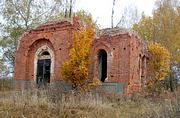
75, 0, 156, 28
0, 0, 156, 28
0, 0, 156, 57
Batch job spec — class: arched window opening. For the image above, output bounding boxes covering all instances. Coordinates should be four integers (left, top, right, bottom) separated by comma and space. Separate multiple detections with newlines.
98, 49, 107, 82
36, 50, 51, 87
41, 51, 50, 56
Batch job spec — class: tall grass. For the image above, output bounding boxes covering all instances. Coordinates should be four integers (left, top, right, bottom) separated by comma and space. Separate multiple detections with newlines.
0, 79, 13, 91
0, 79, 179, 118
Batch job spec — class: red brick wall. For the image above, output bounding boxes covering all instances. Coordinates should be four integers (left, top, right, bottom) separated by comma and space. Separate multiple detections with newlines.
90, 33, 146, 94
14, 21, 76, 83
14, 21, 147, 94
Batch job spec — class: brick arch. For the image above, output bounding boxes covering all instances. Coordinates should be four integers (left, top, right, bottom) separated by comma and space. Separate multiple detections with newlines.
25, 38, 55, 81
93, 41, 111, 55
92, 42, 113, 82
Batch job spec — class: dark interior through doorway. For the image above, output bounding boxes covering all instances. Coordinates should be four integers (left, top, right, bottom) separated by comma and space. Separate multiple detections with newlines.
36, 51, 51, 87
98, 49, 107, 82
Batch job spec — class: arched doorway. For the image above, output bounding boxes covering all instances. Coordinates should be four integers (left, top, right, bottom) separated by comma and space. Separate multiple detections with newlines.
34, 44, 54, 87
98, 49, 107, 82
36, 50, 51, 87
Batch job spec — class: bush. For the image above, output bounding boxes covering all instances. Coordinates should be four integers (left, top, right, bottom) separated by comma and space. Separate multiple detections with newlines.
147, 43, 170, 93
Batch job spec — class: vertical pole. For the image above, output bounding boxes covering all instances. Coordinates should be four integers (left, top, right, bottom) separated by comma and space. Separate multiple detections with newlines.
111, 0, 116, 28
69, 0, 73, 18
64, 0, 68, 18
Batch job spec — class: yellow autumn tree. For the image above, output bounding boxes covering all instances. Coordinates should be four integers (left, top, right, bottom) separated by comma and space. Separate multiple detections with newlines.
147, 43, 171, 92
133, 0, 180, 63
61, 25, 100, 91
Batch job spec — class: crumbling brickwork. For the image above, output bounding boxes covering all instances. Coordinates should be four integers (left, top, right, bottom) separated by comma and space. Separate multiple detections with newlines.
14, 18, 147, 94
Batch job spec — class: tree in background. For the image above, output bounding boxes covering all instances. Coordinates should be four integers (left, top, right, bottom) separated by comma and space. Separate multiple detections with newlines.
64, 0, 76, 18
133, 0, 180, 92
117, 4, 140, 28
147, 43, 170, 93
111, 1, 140, 29
133, 0, 180, 63
0, 0, 63, 75
75, 10, 99, 32
49, 10, 99, 32
0, 0, 96, 78
133, 15, 154, 41
76, 10, 94, 26
61, 24, 101, 91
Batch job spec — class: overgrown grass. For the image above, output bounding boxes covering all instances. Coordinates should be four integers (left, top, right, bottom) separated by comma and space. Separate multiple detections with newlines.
0, 88, 179, 118
0, 90, 119, 118
0, 79, 13, 91
0, 79, 179, 118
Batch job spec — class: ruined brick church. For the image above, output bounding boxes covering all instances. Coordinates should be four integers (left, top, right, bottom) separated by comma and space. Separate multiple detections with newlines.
14, 17, 147, 94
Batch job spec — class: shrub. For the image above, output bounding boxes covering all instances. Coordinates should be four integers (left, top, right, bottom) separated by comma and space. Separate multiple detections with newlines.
147, 43, 170, 93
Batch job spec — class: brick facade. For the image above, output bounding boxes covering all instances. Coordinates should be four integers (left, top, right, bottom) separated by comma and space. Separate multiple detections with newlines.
14, 18, 147, 94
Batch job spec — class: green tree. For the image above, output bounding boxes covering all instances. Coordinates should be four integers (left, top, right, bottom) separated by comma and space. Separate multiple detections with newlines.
75, 10, 99, 31
0, 0, 63, 73
133, 0, 180, 92
133, 0, 180, 63
133, 14, 154, 41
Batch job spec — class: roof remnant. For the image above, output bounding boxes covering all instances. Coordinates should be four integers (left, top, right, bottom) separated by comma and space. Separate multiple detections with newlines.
98, 27, 130, 36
